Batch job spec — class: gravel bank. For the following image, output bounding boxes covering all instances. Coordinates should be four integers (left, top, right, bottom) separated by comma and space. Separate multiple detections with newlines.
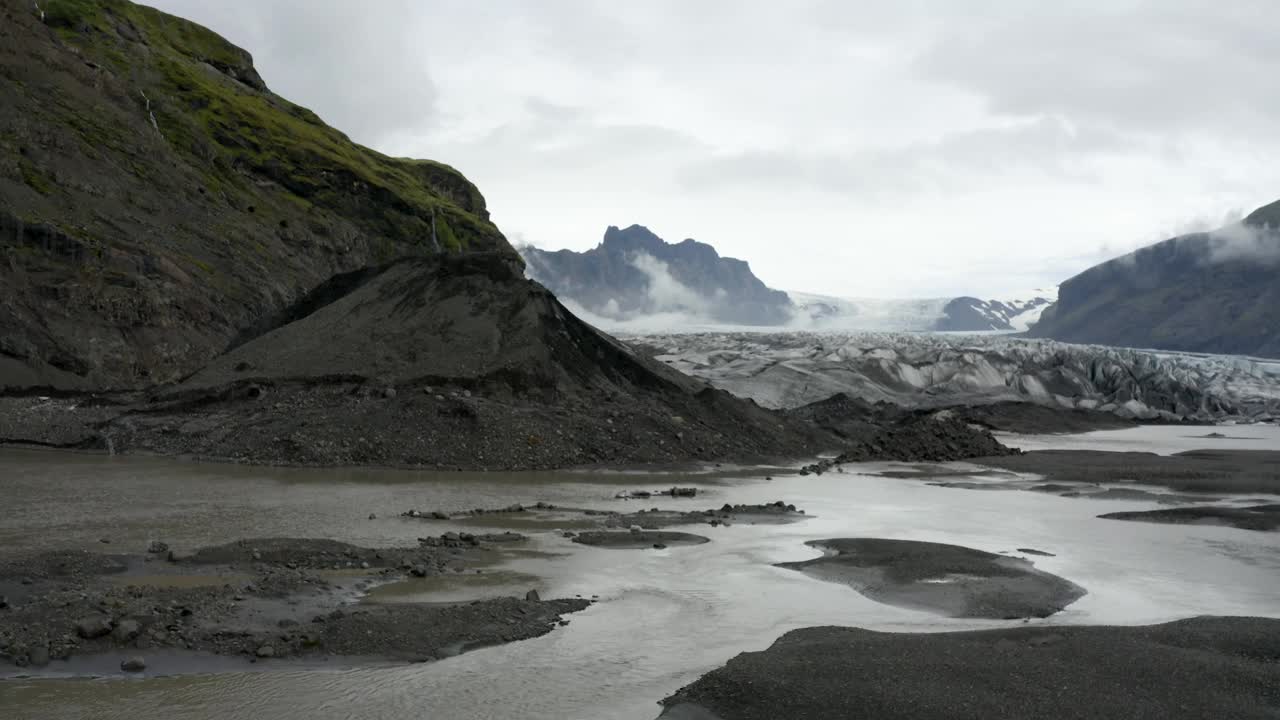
659, 617, 1280, 720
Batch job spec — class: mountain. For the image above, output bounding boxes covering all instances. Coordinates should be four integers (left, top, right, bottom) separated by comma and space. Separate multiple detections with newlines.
520, 225, 793, 326
0, 252, 841, 468
0, 0, 856, 469
1028, 200, 1280, 358
936, 292, 1056, 332
791, 289, 1056, 333
1, 0, 507, 392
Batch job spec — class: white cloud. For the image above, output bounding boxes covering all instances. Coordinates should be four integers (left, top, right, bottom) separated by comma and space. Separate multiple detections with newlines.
1206, 223, 1280, 264
144, 0, 1280, 298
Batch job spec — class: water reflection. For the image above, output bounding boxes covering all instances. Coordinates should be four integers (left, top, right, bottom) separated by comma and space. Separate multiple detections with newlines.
2, 427, 1279, 719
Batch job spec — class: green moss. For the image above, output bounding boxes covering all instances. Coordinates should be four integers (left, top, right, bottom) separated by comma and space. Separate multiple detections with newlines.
436, 216, 461, 251
19, 159, 54, 195
43, 0, 105, 30
38, 0, 508, 258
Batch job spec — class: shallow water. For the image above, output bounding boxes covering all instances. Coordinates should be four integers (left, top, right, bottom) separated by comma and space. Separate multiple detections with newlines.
997, 422, 1280, 455
2, 427, 1279, 720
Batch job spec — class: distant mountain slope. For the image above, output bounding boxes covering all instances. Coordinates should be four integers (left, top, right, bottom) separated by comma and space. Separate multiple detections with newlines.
1029, 200, 1280, 358
521, 225, 793, 326
792, 289, 1056, 333
1, 0, 509, 391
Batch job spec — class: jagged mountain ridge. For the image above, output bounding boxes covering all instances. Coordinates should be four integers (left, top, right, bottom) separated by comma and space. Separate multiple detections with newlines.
525, 225, 1053, 333
0, 0, 509, 392
1029, 199, 1280, 358
521, 225, 794, 326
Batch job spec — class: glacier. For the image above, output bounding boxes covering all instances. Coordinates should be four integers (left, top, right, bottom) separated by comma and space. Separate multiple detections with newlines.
789, 288, 1058, 333
627, 331, 1280, 423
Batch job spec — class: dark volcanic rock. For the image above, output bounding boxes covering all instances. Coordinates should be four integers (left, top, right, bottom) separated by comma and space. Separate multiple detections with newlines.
833, 416, 1019, 464
952, 401, 1137, 434
0, 253, 838, 469
776, 538, 1085, 618
659, 617, 1280, 720
1029, 199, 1280, 358
521, 225, 793, 325
787, 395, 1021, 467
74, 615, 113, 639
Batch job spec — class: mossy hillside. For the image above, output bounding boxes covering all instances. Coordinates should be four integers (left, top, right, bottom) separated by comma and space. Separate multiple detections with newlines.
39, 0, 501, 253
0, 0, 513, 389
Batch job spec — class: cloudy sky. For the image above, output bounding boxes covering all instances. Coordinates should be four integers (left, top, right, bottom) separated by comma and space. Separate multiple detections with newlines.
151, 0, 1280, 298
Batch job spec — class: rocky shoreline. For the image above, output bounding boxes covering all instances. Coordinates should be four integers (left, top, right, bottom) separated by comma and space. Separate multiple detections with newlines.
659, 617, 1280, 720
0, 537, 588, 675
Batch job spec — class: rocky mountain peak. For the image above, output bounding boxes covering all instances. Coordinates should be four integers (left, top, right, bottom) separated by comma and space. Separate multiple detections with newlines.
523, 226, 793, 326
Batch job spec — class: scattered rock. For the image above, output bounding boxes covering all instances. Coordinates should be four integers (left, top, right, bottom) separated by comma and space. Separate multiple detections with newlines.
147, 540, 169, 554
75, 615, 113, 639
255, 645, 275, 659
28, 645, 50, 667
120, 656, 147, 672
112, 619, 141, 642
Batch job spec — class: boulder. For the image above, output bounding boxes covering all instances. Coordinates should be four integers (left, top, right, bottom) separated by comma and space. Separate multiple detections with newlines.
112, 619, 141, 642
28, 646, 50, 667
120, 656, 147, 672
75, 615, 113, 639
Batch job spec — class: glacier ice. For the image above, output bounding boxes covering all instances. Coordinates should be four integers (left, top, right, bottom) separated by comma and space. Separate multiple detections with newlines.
629, 331, 1280, 423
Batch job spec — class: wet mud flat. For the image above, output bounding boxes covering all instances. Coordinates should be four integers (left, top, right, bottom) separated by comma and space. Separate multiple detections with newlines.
975, 449, 1280, 495
1100, 503, 1280, 532
0, 536, 587, 676
572, 530, 710, 549
870, 449, 1280, 507
775, 538, 1084, 619
659, 616, 1280, 720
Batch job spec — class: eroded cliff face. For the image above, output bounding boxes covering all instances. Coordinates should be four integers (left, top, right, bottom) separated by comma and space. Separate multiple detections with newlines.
1028, 199, 1280, 359
0, 0, 512, 391
521, 225, 794, 326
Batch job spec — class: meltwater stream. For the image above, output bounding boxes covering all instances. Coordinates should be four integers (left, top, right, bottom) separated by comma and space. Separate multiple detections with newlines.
2, 426, 1279, 719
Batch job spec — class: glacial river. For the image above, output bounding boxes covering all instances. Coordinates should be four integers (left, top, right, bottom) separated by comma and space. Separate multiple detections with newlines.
2, 425, 1279, 719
